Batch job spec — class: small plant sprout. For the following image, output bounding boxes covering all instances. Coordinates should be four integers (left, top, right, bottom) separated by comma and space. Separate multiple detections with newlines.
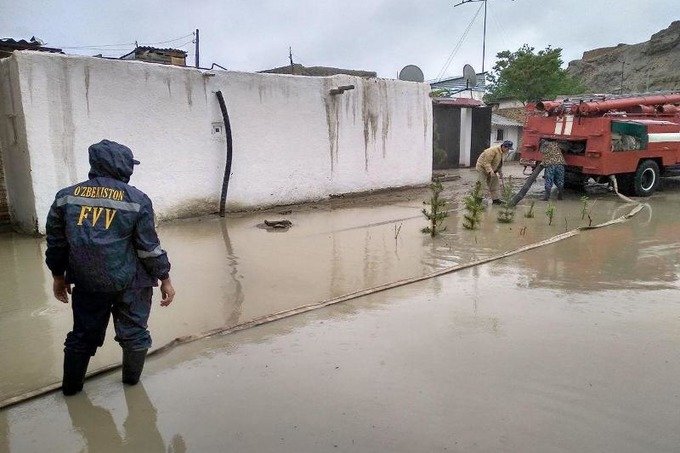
524, 200, 536, 218
545, 203, 556, 225
580, 195, 589, 220
421, 180, 448, 237
463, 181, 485, 230
497, 176, 515, 224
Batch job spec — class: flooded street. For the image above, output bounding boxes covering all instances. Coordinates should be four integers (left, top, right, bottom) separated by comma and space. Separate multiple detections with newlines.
1, 164, 680, 452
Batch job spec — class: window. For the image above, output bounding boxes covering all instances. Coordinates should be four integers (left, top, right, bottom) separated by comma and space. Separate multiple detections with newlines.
496, 129, 504, 141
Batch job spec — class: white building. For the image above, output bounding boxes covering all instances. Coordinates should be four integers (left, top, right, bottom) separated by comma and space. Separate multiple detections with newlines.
491, 114, 524, 160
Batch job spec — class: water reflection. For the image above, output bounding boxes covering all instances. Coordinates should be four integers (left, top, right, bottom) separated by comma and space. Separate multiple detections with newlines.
510, 201, 680, 291
0, 233, 66, 402
220, 219, 244, 328
65, 384, 185, 453
3, 191, 680, 403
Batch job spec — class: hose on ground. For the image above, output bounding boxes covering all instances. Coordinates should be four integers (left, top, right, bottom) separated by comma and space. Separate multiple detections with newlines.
0, 179, 643, 409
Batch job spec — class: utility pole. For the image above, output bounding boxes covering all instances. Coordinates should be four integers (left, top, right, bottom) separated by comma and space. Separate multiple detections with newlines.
620, 60, 625, 94
289, 47, 295, 74
195, 29, 200, 68
453, 0, 487, 73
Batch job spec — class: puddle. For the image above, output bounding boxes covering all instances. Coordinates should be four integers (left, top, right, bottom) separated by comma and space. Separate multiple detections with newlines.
1, 169, 679, 451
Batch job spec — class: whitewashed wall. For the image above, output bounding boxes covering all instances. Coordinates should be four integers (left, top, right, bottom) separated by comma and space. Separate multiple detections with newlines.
0, 52, 432, 234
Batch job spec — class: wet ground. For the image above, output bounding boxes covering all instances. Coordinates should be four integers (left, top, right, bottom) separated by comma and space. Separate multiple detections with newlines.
1, 162, 679, 452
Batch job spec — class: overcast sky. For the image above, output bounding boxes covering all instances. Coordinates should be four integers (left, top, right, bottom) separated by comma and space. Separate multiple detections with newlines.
3, 0, 678, 81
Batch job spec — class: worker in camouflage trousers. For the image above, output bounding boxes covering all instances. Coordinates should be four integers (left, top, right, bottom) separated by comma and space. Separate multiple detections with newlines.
540, 140, 566, 201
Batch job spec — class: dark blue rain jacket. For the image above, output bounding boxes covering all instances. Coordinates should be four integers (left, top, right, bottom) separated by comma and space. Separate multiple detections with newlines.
45, 140, 171, 292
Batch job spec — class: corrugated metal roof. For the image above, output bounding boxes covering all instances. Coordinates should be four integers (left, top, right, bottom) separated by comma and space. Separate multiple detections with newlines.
134, 46, 187, 56
119, 46, 187, 62
1, 38, 41, 47
0, 37, 62, 54
261, 63, 376, 78
433, 97, 484, 107
430, 73, 486, 93
492, 113, 524, 127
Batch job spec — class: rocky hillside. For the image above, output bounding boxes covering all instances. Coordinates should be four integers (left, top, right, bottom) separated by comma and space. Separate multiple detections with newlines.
567, 21, 680, 94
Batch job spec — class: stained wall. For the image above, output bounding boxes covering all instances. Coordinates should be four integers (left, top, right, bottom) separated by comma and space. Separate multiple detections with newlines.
0, 52, 432, 234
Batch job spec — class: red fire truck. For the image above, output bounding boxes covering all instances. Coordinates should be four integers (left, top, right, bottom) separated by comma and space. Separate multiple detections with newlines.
520, 93, 680, 196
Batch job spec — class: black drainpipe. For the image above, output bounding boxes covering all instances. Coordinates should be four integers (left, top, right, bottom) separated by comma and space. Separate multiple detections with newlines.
216, 90, 233, 217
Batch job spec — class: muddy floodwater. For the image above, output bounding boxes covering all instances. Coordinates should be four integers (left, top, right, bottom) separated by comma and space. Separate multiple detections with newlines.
1, 165, 680, 452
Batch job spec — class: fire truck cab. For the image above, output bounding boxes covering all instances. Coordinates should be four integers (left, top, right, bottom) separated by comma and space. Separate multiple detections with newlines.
521, 93, 680, 197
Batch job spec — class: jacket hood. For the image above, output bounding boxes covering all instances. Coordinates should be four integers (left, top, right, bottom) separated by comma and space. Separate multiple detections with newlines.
87, 140, 139, 183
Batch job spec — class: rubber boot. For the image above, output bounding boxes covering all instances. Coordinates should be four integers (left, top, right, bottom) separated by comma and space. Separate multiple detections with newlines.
122, 349, 147, 385
557, 187, 564, 200
542, 189, 550, 201
62, 351, 91, 396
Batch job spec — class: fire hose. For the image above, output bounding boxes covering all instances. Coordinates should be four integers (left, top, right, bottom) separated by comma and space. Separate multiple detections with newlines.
0, 181, 643, 409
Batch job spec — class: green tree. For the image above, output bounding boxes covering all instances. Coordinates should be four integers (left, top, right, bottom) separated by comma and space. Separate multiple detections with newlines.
462, 181, 485, 230
421, 180, 448, 237
485, 44, 584, 103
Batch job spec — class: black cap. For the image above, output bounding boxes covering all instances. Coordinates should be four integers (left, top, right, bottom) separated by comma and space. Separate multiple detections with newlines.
502, 140, 514, 150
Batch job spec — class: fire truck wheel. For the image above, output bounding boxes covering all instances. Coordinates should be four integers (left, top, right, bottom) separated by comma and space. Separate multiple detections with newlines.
634, 160, 660, 197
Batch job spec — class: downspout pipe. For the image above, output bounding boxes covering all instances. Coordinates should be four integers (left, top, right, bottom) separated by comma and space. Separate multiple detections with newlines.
216, 90, 233, 217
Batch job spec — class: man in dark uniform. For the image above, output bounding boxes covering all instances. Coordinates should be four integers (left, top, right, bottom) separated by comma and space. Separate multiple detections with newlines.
45, 139, 176, 395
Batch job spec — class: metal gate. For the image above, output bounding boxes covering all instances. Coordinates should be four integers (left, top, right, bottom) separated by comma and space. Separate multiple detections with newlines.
470, 106, 492, 166
433, 105, 461, 169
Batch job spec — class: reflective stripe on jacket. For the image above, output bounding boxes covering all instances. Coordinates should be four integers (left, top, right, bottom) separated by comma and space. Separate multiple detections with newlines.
45, 140, 170, 291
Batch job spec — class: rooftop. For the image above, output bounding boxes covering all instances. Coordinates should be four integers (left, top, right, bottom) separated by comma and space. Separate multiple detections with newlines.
0, 37, 62, 56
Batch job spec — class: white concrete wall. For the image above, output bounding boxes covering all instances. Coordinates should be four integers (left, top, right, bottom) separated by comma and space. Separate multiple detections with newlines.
497, 99, 524, 109
450, 90, 485, 102
0, 52, 433, 234
0, 56, 35, 232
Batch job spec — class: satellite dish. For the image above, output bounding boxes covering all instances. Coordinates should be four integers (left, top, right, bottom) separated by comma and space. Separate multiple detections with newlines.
398, 65, 424, 82
463, 64, 477, 89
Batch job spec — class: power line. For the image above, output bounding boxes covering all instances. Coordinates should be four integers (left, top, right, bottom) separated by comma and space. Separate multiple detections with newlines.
143, 33, 195, 46
454, 0, 488, 73
55, 32, 195, 51
59, 43, 135, 50
173, 40, 195, 49
436, 2, 483, 81
488, 6, 511, 55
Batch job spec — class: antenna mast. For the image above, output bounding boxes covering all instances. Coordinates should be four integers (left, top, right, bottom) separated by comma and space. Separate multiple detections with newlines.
453, 0, 487, 73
